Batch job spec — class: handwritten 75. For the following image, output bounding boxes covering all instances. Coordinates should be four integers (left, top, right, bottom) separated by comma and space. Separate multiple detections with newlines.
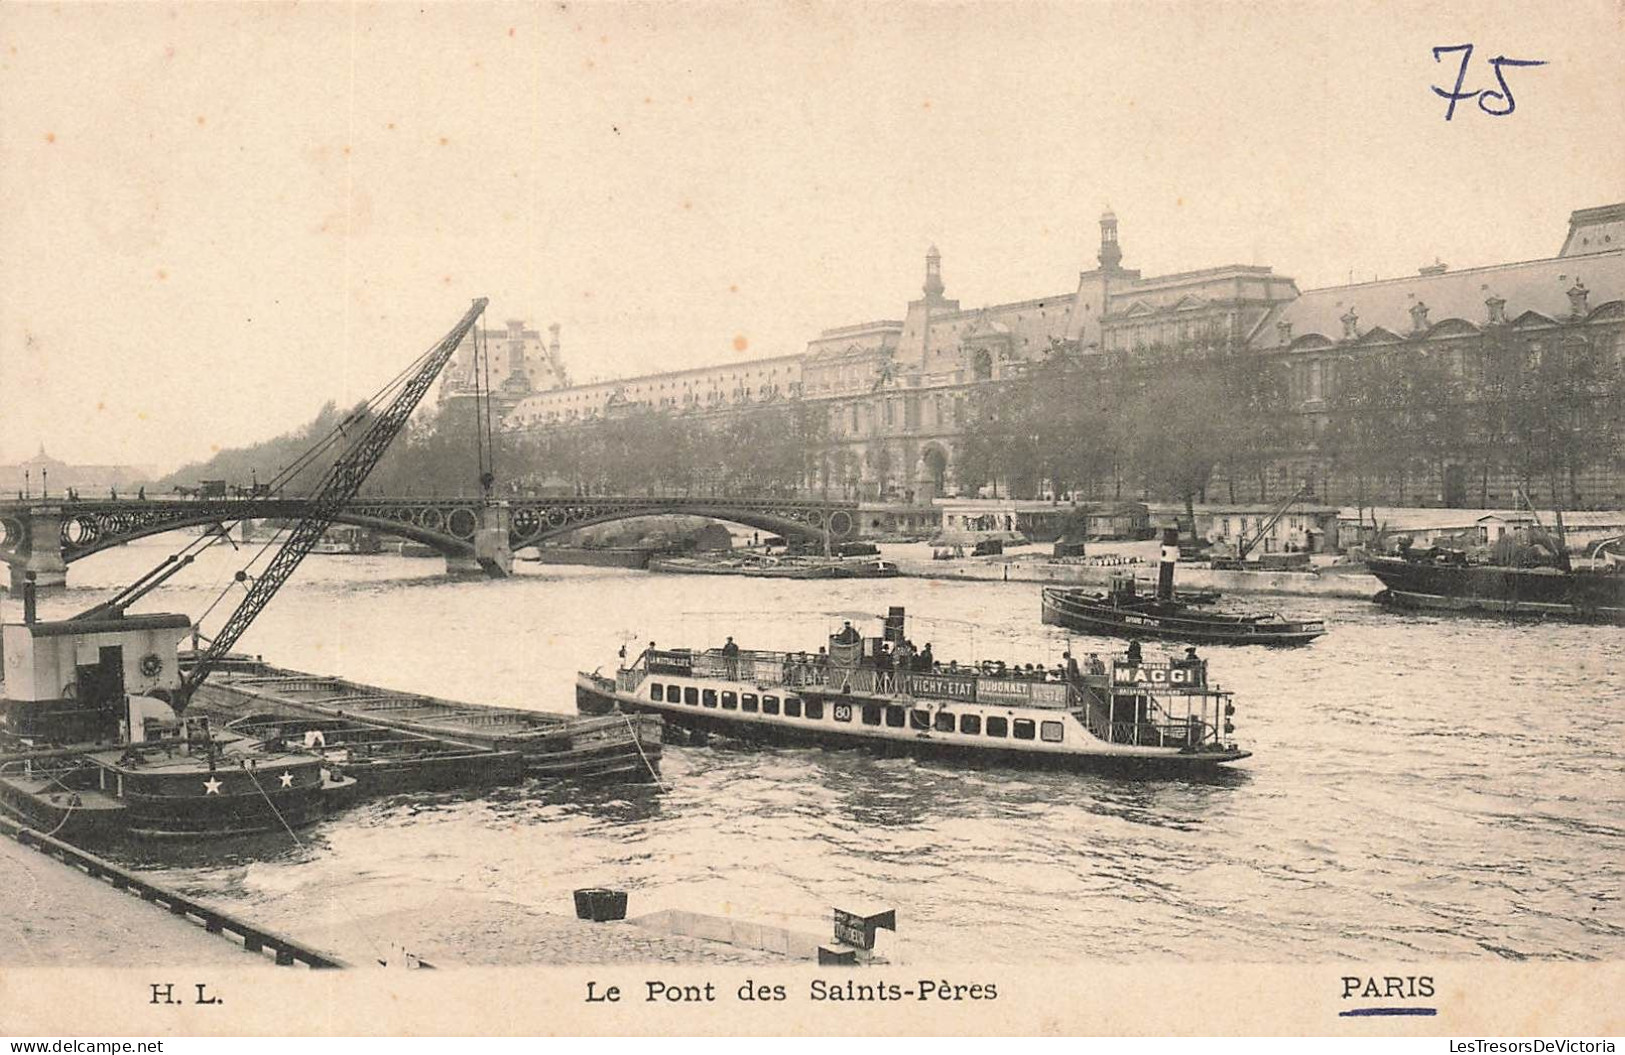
1432, 44, 1547, 121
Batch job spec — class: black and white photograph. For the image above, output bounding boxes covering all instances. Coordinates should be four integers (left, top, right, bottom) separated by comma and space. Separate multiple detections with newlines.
0, 0, 1621, 1039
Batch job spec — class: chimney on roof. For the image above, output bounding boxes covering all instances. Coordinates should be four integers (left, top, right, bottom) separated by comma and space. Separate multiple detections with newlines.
1340, 308, 1360, 340
1419, 260, 1448, 276
1567, 281, 1590, 317
1409, 301, 1431, 332
1486, 294, 1507, 324
549, 322, 561, 357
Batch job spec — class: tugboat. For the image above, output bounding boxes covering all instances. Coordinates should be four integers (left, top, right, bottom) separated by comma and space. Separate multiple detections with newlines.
576, 607, 1249, 774
0, 581, 351, 839
0, 299, 491, 840
1040, 530, 1326, 646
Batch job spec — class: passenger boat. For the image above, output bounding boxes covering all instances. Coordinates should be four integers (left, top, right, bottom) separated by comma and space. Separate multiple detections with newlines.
0, 608, 355, 840
309, 525, 382, 555
576, 607, 1249, 773
184, 656, 664, 783
1039, 531, 1325, 646
1367, 552, 1625, 623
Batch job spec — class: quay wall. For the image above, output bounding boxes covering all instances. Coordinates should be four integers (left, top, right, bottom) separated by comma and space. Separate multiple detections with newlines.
891, 555, 1383, 600
0, 827, 266, 968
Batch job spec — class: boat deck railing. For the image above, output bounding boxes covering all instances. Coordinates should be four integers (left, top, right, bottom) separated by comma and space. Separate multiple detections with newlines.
636, 648, 1082, 710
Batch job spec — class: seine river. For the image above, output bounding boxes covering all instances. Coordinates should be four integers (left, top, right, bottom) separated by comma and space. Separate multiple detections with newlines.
14, 539, 1624, 965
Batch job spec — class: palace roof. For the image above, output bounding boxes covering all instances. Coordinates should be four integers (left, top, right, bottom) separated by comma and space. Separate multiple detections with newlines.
1250, 249, 1625, 350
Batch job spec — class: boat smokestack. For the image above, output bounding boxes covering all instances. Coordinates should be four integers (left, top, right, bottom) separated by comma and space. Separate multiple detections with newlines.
22, 572, 37, 625
1157, 528, 1179, 601
884, 606, 906, 644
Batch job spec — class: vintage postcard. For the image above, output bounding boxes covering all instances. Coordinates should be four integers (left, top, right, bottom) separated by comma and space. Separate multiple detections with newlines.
1, 0, 1622, 1039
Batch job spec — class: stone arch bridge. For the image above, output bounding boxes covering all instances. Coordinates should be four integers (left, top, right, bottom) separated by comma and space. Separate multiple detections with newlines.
0, 496, 860, 591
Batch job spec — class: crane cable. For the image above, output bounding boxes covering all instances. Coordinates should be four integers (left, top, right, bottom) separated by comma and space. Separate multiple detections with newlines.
109, 330, 451, 617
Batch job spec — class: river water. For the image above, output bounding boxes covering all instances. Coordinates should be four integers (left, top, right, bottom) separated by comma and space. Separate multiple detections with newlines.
11, 539, 1624, 965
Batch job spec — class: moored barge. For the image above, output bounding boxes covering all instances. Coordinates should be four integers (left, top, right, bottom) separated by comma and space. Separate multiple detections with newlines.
577, 608, 1248, 774
1366, 553, 1625, 623
648, 554, 899, 579
186, 656, 664, 783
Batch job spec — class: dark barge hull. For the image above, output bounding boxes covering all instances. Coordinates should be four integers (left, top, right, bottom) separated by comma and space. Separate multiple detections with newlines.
0, 775, 126, 841
575, 676, 1247, 776
0, 750, 348, 841
1039, 588, 1325, 646
1366, 557, 1625, 624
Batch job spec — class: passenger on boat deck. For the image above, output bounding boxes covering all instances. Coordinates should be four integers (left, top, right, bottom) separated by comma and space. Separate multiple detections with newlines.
833, 621, 861, 646
1126, 639, 1143, 665
1087, 652, 1106, 675
815, 646, 829, 668
1064, 651, 1081, 682
917, 643, 934, 671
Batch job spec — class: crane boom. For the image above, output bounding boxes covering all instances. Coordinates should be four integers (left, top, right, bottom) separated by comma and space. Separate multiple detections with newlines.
175, 298, 488, 710
1236, 486, 1311, 561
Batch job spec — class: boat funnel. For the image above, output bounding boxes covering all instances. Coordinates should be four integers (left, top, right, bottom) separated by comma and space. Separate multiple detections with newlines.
884, 606, 906, 644
1157, 527, 1180, 601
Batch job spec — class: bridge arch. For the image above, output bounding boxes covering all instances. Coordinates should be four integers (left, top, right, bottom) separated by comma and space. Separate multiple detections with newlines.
0, 495, 861, 576
510, 503, 854, 549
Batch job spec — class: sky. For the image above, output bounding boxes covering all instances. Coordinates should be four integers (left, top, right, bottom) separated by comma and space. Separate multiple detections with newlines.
1, 1, 1621, 472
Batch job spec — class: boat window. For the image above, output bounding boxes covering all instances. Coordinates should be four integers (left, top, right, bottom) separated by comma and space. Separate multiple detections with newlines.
885, 705, 906, 728
959, 714, 981, 735
1041, 720, 1064, 743
721, 691, 738, 710
684, 686, 699, 706
650, 683, 664, 702
784, 697, 803, 718
934, 711, 956, 733
702, 689, 718, 708
741, 693, 759, 713
986, 716, 1008, 738
805, 699, 824, 720
910, 709, 931, 731
862, 703, 882, 726
762, 695, 780, 715
1013, 719, 1036, 740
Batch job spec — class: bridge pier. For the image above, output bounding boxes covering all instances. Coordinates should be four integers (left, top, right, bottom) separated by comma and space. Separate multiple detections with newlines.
444, 502, 512, 580
5, 506, 69, 593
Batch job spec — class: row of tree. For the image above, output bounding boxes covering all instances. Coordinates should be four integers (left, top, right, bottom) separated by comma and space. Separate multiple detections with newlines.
953, 331, 1624, 520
